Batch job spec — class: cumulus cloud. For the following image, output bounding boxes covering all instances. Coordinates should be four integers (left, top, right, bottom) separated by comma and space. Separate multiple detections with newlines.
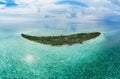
0, 0, 120, 23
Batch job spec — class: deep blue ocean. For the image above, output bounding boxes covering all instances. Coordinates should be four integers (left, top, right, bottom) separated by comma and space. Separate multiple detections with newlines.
0, 21, 120, 79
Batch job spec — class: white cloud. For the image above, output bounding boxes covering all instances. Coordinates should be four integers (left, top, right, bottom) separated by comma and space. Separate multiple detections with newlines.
0, 0, 120, 23
0, 4, 5, 8
14, 0, 57, 8
0, 0, 6, 2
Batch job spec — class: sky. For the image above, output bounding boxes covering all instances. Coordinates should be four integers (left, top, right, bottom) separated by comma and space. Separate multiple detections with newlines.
0, 0, 120, 23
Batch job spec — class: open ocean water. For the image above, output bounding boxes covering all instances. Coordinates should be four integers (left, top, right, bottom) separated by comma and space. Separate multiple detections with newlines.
0, 22, 120, 79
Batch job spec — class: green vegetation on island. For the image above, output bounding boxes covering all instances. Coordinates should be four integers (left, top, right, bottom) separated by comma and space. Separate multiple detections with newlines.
21, 32, 101, 46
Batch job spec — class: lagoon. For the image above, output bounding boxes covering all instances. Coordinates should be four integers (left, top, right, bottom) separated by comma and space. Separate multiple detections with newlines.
0, 21, 120, 79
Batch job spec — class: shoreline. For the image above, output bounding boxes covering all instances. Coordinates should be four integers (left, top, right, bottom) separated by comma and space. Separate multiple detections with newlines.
21, 32, 101, 46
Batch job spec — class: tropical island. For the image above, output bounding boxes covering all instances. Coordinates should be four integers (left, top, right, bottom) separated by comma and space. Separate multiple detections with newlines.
21, 32, 101, 46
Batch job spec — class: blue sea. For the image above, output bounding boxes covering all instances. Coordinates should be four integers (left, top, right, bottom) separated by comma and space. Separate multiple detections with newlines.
0, 21, 120, 79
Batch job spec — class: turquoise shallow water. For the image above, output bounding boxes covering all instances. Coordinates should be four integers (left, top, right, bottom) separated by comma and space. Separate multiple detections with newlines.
0, 22, 120, 79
